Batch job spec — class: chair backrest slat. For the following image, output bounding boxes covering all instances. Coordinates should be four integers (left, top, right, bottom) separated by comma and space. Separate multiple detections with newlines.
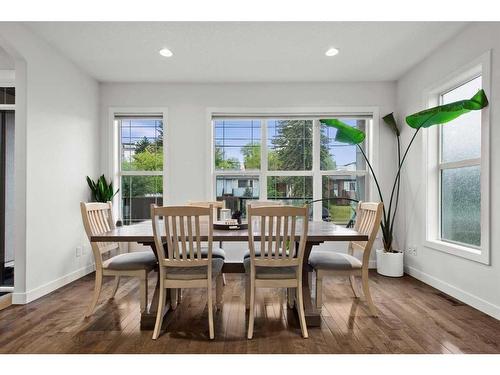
290, 216, 296, 257
267, 216, 274, 257
247, 205, 308, 268
187, 215, 194, 259
195, 215, 202, 258
275, 216, 281, 258
171, 216, 179, 259
282, 216, 289, 258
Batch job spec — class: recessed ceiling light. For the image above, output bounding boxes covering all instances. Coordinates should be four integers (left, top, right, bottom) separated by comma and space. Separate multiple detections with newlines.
325, 47, 339, 57
159, 48, 173, 57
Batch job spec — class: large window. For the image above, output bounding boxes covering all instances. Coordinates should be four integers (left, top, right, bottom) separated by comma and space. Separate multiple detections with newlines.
439, 77, 482, 247
117, 116, 163, 225
425, 52, 490, 264
213, 116, 369, 222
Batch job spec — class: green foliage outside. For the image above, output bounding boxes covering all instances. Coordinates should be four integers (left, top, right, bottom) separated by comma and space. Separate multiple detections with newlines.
329, 205, 354, 224
122, 129, 164, 197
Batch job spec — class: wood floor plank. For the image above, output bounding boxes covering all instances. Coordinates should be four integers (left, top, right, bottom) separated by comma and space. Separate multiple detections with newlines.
1, 271, 500, 354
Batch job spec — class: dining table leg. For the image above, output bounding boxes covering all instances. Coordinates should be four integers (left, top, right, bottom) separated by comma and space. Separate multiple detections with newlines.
300, 241, 323, 327
140, 242, 171, 330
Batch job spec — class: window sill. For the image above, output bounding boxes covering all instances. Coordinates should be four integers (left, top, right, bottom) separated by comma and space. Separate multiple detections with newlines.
424, 239, 489, 265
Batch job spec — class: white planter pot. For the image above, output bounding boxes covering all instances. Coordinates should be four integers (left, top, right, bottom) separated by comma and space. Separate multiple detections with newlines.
376, 249, 404, 277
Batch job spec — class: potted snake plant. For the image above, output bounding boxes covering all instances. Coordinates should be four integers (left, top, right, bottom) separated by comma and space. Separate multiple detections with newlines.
321, 89, 488, 277
86, 175, 119, 203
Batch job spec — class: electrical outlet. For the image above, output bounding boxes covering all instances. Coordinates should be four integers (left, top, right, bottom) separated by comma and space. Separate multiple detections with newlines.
76, 246, 82, 257
408, 246, 417, 256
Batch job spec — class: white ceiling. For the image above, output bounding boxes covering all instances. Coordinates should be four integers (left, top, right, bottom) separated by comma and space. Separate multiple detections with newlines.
26, 22, 467, 83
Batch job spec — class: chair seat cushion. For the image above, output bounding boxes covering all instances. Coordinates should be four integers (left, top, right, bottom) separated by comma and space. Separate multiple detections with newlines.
243, 258, 297, 279
103, 251, 157, 271
165, 258, 224, 280
200, 247, 226, 259
308, 251, 362, 270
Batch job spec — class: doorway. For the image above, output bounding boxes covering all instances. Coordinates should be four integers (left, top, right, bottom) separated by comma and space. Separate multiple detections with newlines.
0, 106, 14, 295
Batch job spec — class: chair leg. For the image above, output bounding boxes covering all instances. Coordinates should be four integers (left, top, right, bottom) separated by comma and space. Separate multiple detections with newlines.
361, 268, 378, 317
296, 283, 309, 339
170, 289, 178, 310
216, 274, 223, 310
208, 280, 215, 340
139, 273, 148, 313
177, 288, 182, 305
110, 276, 120, 299
85, 270, 103, 318
222, 273, 227, 286
245, 274, 250, 310
287, 288, 295, 308
315, 273, 323, 309
152, 285, 166, 340
247, 277, 255, 339
349, 275, 359, 298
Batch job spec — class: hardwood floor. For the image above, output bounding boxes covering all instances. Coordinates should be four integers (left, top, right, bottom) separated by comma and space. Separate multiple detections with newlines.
1, 271, 500, 354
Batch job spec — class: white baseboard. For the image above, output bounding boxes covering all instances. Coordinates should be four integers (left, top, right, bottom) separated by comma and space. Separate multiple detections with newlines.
405, 265, 500, 320
12, 264, 95, 305
368, 260, 376, 269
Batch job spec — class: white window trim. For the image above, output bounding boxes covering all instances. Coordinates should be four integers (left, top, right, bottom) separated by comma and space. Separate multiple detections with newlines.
423, 51, 491, 264
206, 106, 379, 221
108, 107, 168, 221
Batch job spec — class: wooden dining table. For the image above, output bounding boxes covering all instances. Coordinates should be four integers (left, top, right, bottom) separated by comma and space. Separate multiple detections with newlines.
91, 219, 368, 329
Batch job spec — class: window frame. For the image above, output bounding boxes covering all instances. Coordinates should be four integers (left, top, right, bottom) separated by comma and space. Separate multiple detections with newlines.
423, 51, 491, 264
207, 107, 379, 221
108, 107, 168, 222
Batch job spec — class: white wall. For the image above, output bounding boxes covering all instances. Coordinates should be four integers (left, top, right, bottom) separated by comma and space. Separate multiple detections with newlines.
396, 22, 500, 318
0, 23, 100, 303
100, 82, 397, 262
0, 46, 14, 70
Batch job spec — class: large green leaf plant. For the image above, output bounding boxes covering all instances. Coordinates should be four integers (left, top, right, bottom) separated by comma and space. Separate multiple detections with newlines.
321, 89, 488, 252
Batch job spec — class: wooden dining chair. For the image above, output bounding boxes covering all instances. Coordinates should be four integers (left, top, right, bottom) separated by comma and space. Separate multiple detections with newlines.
309, 201, 383, 316
187, 200, 225, 220
80, 202, 157, 317
151, 204, 224, 340
245, 205, 309, 339
245, 200, 283, 208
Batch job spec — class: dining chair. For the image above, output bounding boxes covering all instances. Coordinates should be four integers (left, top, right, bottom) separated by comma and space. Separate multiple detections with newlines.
245, 205, 309, 339
187, 200, 225, 220
245, 200, 283, 208
151, 204, 224, 340
309, 201, 383, 316
242, 200, 285, 307
80, 202, 157, 317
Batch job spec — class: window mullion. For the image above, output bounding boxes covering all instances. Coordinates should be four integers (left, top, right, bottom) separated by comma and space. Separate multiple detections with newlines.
312, 120, 322, 221
260, 119, 268, 200
438, 158, 481, 170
